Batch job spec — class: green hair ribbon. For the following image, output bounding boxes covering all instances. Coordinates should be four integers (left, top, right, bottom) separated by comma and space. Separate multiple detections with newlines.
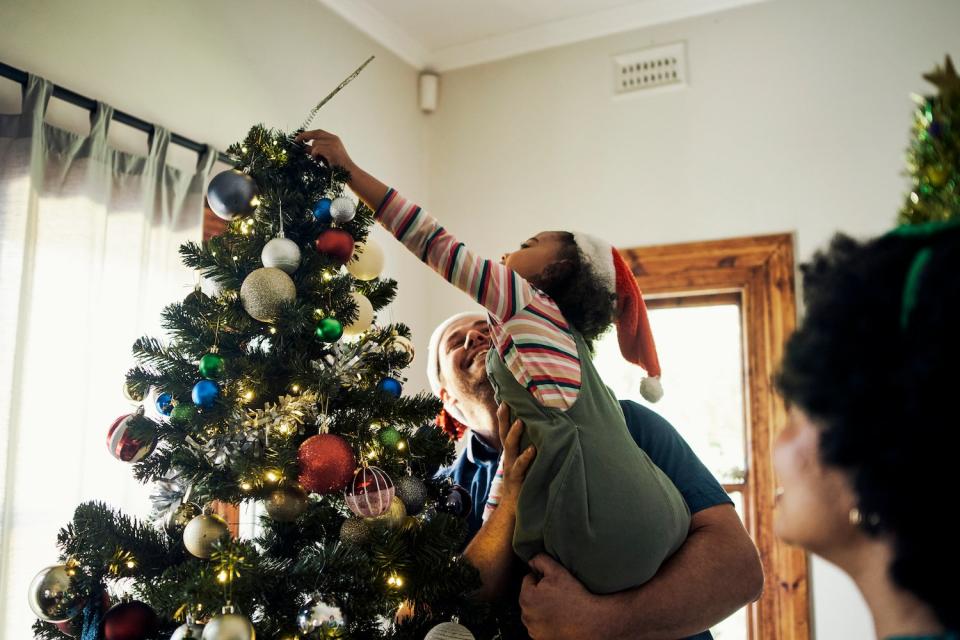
887, 218, 960, 330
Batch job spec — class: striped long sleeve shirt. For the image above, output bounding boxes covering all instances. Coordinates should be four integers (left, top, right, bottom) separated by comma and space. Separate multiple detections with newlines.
375, 189, 583, 410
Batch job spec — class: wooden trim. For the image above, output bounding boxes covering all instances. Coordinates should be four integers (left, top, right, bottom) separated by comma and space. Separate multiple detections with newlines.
202, 200, 240, 537
621, 233, 808, 640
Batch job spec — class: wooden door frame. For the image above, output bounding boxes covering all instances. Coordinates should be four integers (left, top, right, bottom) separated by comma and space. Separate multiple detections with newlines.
621, 233, 808, 640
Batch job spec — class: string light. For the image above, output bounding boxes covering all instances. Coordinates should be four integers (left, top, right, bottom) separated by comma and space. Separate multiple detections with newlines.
217, 569, 229, 583
386, 573, 404, 588
322, 271, 334, 282
264, 469, 281, 483
243, 389, 255, 402
397, 441, 406, 451
240, 480, 253, 492
269, 327, 277, 335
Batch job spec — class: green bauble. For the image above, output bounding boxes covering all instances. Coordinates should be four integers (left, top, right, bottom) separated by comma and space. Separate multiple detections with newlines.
315, 317, 344, 342
170, 403, 196, 423
378, 426, 401, 447
199, 352, 226, 379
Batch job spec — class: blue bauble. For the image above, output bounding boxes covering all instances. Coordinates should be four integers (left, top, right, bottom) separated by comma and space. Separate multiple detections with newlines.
377, 377, 403, 398
312, 198, 333, 223
191, 379, 220, 408
156, 392, 175, 416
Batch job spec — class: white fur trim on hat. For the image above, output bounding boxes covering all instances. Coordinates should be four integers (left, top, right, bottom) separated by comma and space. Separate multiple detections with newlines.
426, 311, 485, 424
571, 232, 615, 295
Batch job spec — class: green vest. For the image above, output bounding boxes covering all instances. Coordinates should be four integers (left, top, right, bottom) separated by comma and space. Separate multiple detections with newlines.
486, 331, 691, 594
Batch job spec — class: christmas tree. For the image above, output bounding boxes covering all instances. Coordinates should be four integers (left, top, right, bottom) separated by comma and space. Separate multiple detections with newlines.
898, 55, 960, 225
29, 62, 508, 640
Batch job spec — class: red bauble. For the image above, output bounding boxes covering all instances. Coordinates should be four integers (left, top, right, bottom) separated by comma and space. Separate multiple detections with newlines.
314, 229, 355, 264
106, 414, 156, 463
102, 601, 158, 640
297, 434, 356, 494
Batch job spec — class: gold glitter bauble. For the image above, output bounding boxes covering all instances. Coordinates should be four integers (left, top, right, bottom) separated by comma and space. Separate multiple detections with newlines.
364, 496, 406, 528
240, 268, 296, 323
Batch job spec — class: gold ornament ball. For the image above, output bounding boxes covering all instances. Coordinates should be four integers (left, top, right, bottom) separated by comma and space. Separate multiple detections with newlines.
165, 502, 202, 536
183, 513, 230, 559
424, 621, 476, 640
925, 166, 948, 187
339, 517, 371, 544
345, 239, 385, 281
122, 381, 144, 404
364, 496, 407, 528
264, 486, 309, 522
240, 267, 296, 323
342, 292, 374, 338
389, 335, 415, 362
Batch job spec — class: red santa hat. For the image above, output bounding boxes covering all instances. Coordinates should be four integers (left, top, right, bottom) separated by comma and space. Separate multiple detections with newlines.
572, 233, 663, 402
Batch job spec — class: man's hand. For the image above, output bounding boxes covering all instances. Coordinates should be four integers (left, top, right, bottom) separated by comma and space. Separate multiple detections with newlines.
295, 129, 356, 172
520, 554, 601, 640
497, 403, 536, 508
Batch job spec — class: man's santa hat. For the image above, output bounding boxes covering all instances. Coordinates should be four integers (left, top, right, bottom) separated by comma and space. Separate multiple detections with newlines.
572, 232, 663, 403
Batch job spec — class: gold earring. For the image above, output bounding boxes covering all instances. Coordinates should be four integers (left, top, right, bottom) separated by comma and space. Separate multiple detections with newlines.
849, 508, 863, 526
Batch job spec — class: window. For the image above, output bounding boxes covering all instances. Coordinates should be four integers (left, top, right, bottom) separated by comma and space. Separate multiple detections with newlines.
596, 234, 808, 640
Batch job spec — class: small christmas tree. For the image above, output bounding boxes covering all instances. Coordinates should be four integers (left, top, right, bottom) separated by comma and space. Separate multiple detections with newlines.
898, 55, 960, 225
29, 63, 512, 640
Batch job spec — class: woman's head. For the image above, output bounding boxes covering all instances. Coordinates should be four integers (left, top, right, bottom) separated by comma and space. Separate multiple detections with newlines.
502, 231, 617, 349
774, 226, 960, 629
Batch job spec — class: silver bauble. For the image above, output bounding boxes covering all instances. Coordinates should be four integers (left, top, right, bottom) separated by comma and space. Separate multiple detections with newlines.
394, 475, 428, 516
424, 621, 476, 640
183, 513, 229, 559
201, 608, 255, 640
342, 292, 373, 338
345, 239, 384, 281
296, 598, 346, 636
264, 486, 309, 522
329, 196, 356, 223
207, 170, 258, 221
27, 565, 82, 622
171, 622, 206, 639
260, 237, 301, 274
240, 267, 296, 323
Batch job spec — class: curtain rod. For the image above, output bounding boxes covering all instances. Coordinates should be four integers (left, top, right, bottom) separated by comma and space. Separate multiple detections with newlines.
0, 61, 232, 165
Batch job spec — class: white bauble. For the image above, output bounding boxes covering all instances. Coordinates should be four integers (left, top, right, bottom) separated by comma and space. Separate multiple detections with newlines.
201, 610, 254, 640
389, 335, 415, 362
261, 237, 301, 274
183, 513, 229, 559
329, 196, 356, 223
345, 239, 384, 281
342, 292, 374, 338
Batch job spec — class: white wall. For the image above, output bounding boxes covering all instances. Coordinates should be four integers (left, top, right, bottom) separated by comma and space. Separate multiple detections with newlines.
0, 0, 434, 389
421, 0, 959, 638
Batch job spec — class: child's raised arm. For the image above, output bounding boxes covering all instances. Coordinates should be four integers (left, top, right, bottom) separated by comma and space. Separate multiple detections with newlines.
297, 129, 535, 322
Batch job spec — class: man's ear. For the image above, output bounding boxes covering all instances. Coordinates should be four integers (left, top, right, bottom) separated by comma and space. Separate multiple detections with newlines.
439, 387, 458, 411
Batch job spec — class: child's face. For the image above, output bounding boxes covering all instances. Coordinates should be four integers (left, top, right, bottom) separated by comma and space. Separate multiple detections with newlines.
501, 231, 567, 281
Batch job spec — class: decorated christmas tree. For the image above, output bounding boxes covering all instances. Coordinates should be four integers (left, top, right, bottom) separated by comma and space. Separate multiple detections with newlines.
29, 61, 508, 640
899, 55, 959, 225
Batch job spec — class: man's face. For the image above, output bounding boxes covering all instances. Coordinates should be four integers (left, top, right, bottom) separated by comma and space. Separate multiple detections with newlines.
437, 315, 495, 413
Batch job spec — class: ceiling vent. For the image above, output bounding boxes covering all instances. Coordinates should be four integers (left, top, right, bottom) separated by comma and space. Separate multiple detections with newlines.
613, 42, 687, 95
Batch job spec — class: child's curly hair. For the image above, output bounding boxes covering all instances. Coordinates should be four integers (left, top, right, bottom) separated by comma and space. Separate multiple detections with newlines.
527, 232, 617, 351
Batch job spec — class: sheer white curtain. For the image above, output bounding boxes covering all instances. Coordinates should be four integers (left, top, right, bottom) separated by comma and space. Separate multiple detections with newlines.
0, 75, 214, 636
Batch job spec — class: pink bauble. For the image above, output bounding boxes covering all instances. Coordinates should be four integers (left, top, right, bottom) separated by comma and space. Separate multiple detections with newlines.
345, 466, 395, 517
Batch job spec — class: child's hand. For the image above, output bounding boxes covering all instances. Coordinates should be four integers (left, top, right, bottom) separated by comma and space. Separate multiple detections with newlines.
497, 403, 536, 506
295, 129, 356, 173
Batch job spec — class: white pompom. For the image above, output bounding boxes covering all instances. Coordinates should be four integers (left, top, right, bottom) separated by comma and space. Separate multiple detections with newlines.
640, 376, 663, 403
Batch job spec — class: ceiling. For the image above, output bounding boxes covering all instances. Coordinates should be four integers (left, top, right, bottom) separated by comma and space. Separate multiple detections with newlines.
317, 0, 767, 71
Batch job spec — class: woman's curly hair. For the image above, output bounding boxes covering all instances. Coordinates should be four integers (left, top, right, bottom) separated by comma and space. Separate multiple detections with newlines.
776, 226, 960, 629
527, 232, 617, 352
